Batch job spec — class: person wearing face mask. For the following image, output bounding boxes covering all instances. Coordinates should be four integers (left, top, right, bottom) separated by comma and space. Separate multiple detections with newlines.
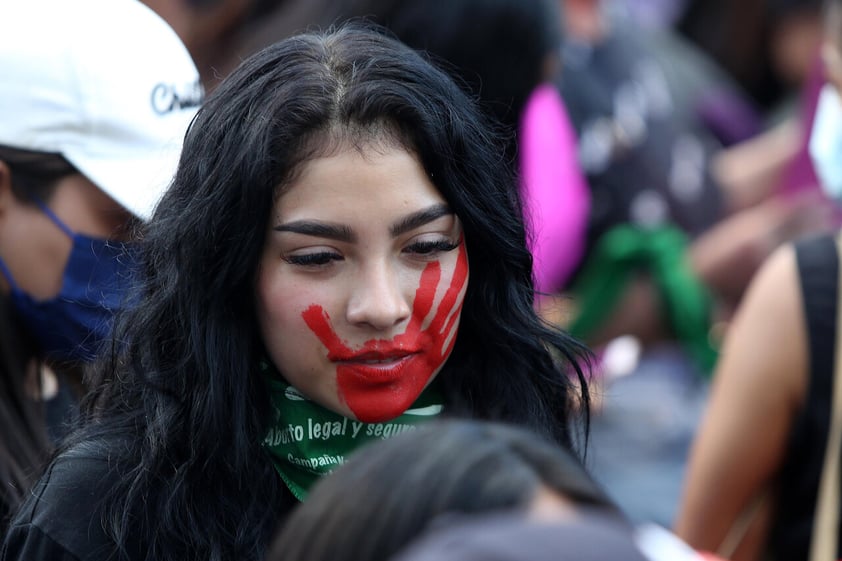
0, 0, 201, 395
673, 3, 842, 558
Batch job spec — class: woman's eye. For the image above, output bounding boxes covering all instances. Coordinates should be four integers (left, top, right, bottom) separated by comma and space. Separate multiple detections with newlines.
404, 239, 459, 256
283, 252, 343, 267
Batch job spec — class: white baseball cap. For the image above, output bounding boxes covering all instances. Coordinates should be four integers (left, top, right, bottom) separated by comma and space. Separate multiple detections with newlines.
0, 0, 203, 220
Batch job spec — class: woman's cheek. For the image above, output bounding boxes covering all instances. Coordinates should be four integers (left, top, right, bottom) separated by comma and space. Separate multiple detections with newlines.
260, 273, 325, 347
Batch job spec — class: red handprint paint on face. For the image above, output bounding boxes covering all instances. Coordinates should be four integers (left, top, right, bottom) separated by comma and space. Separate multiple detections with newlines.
302, 243, 468, 422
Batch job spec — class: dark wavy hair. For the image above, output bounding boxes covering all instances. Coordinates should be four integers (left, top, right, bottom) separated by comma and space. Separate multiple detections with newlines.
70, 22, 590, 561
0, 147, 67, 528
270, 419, 616, 561
0, 296, 49, 530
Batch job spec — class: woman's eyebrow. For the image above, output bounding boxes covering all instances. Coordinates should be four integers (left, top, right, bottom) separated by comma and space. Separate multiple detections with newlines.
390, 204, 453, 237
273, 220, 355, 242
272, 203, 453, 242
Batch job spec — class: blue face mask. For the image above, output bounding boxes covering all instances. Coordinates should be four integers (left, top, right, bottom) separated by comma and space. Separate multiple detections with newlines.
0, 201, 138, 362
809, 85, 842, 204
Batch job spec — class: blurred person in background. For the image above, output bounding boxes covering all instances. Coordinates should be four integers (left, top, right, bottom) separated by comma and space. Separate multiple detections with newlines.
0, 0, 201, 416
674, 1, 842, 559
554, 0, 831, 368
677, 0, 824, 114
672, 0, 838, 226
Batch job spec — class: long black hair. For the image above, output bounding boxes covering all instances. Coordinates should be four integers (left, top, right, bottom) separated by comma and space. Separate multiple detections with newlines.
0, 146, 73, 529
270, 418, 616, 561
0, 295, 49, 529
72, 22, 590, 560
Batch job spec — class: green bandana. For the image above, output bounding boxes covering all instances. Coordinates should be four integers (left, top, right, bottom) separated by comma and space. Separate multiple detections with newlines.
261, 364, 443, 500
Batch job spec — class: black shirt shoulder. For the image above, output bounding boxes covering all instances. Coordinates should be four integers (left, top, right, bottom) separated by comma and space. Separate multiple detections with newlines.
4, 438, 296, 561
3, 443, 126, 561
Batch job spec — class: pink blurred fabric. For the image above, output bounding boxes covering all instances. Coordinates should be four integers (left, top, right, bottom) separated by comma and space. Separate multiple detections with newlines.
780, 51, 823, 199
777, 49, 842, 226
519, 83, 591, 295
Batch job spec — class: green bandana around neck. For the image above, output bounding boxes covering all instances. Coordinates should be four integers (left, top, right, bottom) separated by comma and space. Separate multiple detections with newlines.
261, 363, 443, 501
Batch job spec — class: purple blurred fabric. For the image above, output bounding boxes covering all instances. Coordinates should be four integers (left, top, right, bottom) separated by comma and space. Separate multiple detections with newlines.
778, 50, 842, 226
782, 52, 823, 197
696, 88, 763, 146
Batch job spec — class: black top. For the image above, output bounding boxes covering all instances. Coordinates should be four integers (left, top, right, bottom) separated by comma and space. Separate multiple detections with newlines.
2, 439, 296, 561
2, 444, 128, 561
769, 234, 840, 560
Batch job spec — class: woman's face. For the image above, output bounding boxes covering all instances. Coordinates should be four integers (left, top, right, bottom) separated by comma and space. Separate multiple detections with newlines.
256, 144, 468, 423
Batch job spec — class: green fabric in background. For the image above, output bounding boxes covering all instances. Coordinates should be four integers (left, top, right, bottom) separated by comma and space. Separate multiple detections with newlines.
568, 225, 718, 377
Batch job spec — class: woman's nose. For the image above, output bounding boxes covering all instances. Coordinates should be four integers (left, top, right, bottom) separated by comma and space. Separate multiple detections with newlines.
345, 261, 412, 330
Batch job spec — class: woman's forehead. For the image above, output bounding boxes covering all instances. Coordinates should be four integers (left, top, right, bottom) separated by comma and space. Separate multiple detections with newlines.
274, 145, 447, 220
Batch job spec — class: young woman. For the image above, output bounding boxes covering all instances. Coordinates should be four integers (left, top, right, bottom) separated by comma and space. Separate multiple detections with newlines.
2, 23, 591, 561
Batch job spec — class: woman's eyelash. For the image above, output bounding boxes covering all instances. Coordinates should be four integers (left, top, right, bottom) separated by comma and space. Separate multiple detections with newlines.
284, 240, 457, 265
405, 240, 459, 255
284, 252, 342, 266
